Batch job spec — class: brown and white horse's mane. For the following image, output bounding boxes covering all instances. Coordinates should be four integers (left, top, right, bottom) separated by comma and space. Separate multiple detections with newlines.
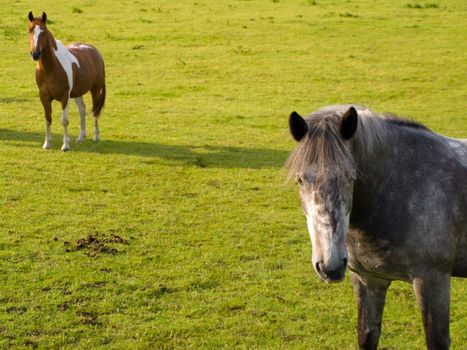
285, 105, 430, 184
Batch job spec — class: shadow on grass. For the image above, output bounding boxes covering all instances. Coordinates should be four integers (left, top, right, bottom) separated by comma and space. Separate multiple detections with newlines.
0, 97, 31, 104
0, 128, 289, 169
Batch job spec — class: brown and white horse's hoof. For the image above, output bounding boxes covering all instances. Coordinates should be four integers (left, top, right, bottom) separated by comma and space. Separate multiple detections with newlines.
76, 135, 85, 143
61, 144, 70, 152
42, 141, 51, 149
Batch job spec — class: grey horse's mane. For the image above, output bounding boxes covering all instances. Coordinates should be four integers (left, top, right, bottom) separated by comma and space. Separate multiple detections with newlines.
285, 105, 430, 184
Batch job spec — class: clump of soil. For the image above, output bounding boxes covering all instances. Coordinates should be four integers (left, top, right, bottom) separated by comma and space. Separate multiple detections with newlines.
77, 310, 100, 326
65, 233, 128, 256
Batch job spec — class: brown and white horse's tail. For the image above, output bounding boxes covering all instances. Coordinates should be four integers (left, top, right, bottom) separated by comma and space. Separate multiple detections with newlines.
92, 81, 106, 117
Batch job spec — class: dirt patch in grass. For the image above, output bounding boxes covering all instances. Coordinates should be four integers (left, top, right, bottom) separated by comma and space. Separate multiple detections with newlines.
64, 233, 129, 256
77, 310, 100, 326
6, 306, 27, 314
58, 301, 70, 311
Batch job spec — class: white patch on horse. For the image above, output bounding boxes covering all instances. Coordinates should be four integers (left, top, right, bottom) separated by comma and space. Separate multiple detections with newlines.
61, 101, 71, 151
54, 40, 80, 95
69, 43, 93, 50
306, 213, 316, 248
445, 137, 467, 167
33, 25, 43, 49
447, 140, 466, 154
43, 120, 52, 149
75, 97, 86, 142
305, 194, 332, 266
305, 189, 348, 274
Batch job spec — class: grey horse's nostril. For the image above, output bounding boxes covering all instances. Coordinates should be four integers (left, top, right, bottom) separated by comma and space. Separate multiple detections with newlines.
315, 260, 348, 282
316, 262, 326, 276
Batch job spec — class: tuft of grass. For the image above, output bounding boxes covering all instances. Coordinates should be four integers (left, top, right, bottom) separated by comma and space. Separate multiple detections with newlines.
192, 156, 207, 168
139, 18, 153, 23
307, 0, 317, 5
71, 6, 83, 14
339, 12, 359, 18
406, 2, 440, 9
1, 27, 21, 41
406, 2, 423, 8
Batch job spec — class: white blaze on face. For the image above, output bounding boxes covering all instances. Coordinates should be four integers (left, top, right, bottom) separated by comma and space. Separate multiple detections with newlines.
306, 212, 319, 265
33, 25, 43, 50
53, 40, 80, 95
304, 190, 348, 272
304, 192, 332, 265
305, 195, 318, 253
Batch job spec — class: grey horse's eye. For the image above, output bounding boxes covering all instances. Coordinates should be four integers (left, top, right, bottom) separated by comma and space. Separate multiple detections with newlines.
296, 176, 304, 186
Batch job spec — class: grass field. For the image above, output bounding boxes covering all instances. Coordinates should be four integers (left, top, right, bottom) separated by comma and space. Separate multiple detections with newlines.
0, 0, 466, 349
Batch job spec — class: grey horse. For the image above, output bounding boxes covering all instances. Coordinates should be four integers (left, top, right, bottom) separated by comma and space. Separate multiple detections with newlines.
286, 105, 466, 350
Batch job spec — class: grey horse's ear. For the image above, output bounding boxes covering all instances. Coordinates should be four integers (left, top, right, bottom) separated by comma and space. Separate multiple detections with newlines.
289, 111, 308, 142
42, 12, 47, 23
29, 11, 34, 22
340, 106, 358, 139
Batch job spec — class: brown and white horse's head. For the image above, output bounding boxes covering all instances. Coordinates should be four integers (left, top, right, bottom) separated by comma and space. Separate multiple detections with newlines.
287, 107, 359, 283
28, 11, 48, 61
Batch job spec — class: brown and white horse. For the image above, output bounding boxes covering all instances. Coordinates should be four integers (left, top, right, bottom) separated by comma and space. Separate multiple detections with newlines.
28, 11, 106, 151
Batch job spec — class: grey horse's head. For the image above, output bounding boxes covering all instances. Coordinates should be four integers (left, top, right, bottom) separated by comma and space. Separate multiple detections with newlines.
287, 106, 358, 283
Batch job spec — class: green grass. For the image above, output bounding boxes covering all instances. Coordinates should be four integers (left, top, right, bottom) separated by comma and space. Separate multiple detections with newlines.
0, 0, 466, 348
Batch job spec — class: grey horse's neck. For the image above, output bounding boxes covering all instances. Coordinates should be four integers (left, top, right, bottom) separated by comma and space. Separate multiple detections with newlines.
349, 116, 436, 228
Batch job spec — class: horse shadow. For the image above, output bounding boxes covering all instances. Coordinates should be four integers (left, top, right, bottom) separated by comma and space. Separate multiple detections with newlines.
0, 128, 289, 169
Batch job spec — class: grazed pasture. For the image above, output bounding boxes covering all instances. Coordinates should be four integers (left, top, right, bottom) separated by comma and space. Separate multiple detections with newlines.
0, 0, 465, 348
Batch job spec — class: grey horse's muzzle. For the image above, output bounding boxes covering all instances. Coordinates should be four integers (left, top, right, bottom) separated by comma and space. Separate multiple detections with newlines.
315, 258, 348, 283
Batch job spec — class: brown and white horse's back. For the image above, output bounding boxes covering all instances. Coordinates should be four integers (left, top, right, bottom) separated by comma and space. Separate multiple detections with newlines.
68, 43, 105, 100
67, 42, 106, 143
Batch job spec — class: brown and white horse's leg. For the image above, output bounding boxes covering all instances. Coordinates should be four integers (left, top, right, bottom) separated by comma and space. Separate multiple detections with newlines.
60, 97, 71, 151
90, 88, 101, 142
412, 272, 451, 350
75, 96, 86, 143
350, 272, 391, 350
39, 92, 52, 149
93, 117, 100, 142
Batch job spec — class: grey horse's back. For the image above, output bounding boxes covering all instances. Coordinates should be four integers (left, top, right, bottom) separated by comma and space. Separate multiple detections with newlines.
446, 137, 467, 276
442, 136, 467, 167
